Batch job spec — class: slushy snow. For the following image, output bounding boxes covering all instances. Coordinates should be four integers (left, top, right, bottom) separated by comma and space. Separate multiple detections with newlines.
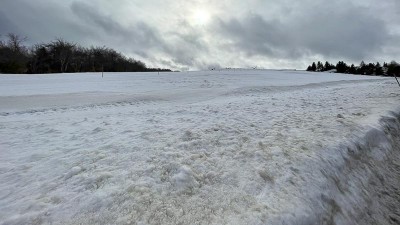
0, 70, 399, 224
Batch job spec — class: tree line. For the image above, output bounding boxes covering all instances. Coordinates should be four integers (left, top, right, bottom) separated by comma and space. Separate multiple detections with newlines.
306, 60, 400, 76
0, 33, 171, 74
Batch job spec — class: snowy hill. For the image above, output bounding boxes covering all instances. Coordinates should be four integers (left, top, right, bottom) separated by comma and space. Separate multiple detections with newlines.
0, 70, 399, 224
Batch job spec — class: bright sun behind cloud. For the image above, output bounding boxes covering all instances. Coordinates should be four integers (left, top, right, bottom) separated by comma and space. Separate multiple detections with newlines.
191, 9, 211, 26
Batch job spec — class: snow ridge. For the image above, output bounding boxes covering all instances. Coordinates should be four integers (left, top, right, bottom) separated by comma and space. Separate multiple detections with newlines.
273, 111, 400, 225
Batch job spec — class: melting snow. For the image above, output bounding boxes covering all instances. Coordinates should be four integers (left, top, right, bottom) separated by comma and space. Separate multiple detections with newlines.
0, 70, 399, 224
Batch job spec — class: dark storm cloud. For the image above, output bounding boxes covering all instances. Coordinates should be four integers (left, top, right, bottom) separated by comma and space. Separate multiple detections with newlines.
297, 5, 389, 60
70, 1, 166, 53
214, 2, 391, 61
71, 2, 128, 36
0, 0, 94, 46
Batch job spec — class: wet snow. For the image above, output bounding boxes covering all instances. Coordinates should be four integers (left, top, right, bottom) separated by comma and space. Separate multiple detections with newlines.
0, 70, 399, 224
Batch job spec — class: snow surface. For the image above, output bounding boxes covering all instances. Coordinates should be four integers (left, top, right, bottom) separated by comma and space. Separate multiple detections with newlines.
0, 70, 399, 224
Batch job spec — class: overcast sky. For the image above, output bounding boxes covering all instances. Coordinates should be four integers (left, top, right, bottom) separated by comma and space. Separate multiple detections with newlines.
1, 0, 399, 70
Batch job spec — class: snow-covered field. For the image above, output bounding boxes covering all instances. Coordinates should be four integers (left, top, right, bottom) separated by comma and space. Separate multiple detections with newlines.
0, 70, 399, 225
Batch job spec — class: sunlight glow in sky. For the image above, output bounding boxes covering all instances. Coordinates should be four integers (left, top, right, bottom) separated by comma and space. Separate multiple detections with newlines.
190, 9, 212, 26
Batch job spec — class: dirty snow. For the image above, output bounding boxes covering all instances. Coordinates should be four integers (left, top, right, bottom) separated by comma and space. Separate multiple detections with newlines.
0, 70, 399, 224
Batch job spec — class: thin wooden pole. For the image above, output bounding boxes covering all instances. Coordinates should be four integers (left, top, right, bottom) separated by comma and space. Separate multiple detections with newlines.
394, 74, 400, 88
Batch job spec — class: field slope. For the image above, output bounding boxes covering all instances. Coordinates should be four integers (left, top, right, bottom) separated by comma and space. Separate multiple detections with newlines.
0, 70, 399, 225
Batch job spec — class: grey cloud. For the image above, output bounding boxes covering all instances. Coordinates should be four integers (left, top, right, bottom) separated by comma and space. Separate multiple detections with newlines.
70, 1, 210, 69
71, 2, 127, 36
152, 27, 210, 68
0, 11, 19, 36
297, 6, 389, 60
70, 1, 164, 51
0, 0, 399, 70
215, 15, 291, 57
165, 29, 210, 66
214, 2, 391, 62
0, 0, 92, 45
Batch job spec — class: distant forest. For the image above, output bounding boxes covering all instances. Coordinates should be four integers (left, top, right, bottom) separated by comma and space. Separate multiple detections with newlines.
306, 60, 400, 76
0, 33, 171, 74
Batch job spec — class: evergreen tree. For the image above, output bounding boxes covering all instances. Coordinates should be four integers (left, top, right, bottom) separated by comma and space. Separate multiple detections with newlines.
382, 62, 389, 76
336, 61, 348, 73
311, 62, 317, 71
358, 61, 366, 75
387, 61, 400, 77
348, 64, 357, 74
304, 60, 398, 76
317, 61, 323, 72
324, 61, 334, 71
359, 61, 367, 75
375, 62, 384, 75
364, 63, 375, 75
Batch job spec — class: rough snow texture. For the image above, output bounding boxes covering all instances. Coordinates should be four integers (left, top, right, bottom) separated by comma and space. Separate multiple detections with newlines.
0, 70, 399, 225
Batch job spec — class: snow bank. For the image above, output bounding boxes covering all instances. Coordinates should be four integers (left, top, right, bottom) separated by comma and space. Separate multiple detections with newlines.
268, 111, 400, 224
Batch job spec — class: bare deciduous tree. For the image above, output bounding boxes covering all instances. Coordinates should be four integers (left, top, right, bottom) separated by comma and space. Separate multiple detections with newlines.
48, 38, 76, 73
6, 33, 27, 53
